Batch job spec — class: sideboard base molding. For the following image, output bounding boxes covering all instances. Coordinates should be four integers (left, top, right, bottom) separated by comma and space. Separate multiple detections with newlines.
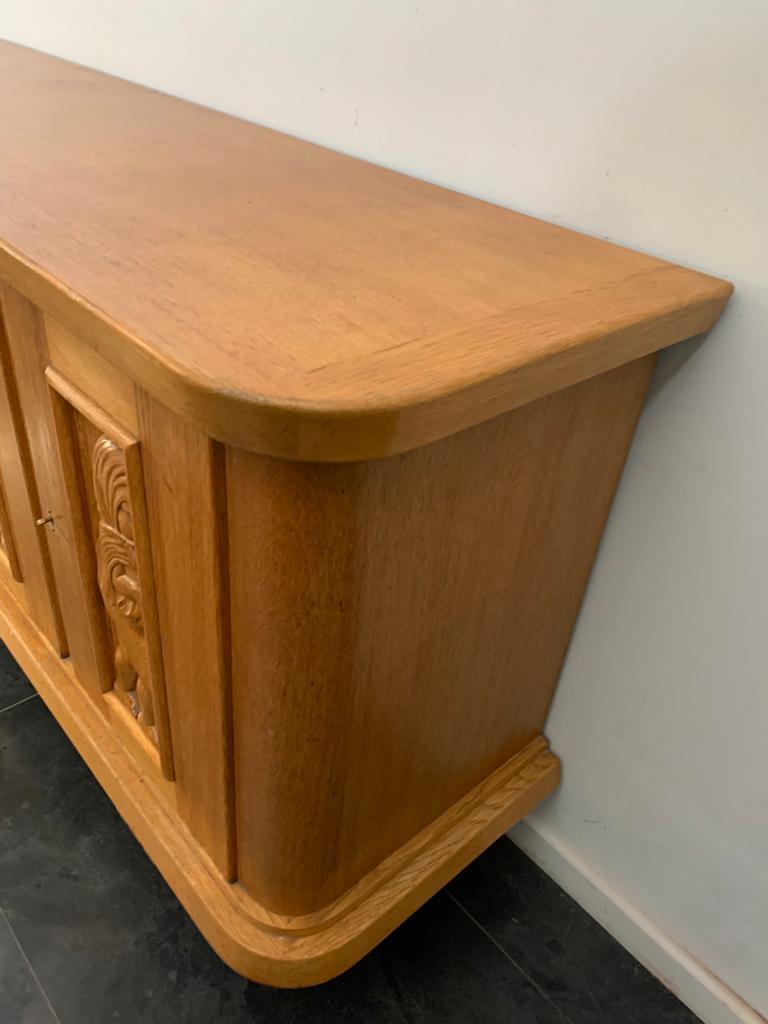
0, 574, 559, 986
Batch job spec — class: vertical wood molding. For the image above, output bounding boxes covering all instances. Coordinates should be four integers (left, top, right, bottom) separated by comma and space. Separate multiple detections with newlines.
0, 468, 23, 582
136, 389, 236, 880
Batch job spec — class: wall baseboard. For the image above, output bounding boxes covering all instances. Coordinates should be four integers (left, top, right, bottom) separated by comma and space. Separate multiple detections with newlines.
509, 820, 766, 1024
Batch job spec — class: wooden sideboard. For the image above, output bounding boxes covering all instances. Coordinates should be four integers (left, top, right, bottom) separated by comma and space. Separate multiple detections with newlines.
0, 41, 731, 986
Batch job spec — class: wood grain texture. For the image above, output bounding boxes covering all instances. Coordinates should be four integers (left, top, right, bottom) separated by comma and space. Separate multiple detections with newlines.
136, 390, 236, 879
0, 289, 125, 698
0, 466, 22, 582
0, 286, 67, 652
45, 314, 139, 435
0, 41, 732, 460
46, 369, 174, 779
227, 354, 656, 916
0, 564, 559, 985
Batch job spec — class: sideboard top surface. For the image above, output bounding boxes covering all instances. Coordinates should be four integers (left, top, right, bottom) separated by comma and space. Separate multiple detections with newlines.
0, 41, 731, 460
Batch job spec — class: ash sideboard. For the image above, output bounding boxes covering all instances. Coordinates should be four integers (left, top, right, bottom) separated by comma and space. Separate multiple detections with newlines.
0, 41, 732, 986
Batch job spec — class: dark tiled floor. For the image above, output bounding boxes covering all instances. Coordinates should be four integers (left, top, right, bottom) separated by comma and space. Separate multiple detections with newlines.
0, 643, 701, 1024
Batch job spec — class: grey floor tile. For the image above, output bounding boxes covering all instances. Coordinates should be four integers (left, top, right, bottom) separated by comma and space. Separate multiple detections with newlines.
0, 909, 58, 1024
1, 696, 563, 1024
0, 639, 701, 1024
0, 643, 35, 712
448, 839, 702, 1024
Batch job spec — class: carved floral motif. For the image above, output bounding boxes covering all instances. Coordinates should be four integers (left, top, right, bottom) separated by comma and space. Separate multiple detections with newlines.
92, 435, 156, 733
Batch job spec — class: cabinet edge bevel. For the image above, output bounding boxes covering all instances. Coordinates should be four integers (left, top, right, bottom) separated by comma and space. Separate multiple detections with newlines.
0, 245, 731, 462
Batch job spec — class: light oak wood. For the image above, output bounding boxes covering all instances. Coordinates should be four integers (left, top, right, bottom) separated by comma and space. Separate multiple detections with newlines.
0, 41, 731, 461
0, 467, 22, 582
46, 369, 174, 780
227, 356, 657, 916
0, 289, 124, 704
0, 286, 67, 653
0, 41, 733, 985
136, 391, 236, 879
45, 315, 139, 435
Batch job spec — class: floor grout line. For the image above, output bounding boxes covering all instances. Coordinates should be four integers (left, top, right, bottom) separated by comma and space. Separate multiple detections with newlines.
0, 691, 39, 716
0, 907, 62, 1024
447, 889, 577, 1024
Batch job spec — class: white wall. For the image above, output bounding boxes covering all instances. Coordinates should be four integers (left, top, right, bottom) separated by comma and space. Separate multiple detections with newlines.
2, 3, 766, 1020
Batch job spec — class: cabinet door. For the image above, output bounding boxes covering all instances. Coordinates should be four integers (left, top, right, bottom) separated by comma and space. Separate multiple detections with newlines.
0, 286, 67, 653
0, 283, 173, 785
47, 369, 174, 781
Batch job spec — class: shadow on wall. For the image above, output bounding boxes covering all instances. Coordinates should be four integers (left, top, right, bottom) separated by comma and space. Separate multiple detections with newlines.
648, 332, 707, 399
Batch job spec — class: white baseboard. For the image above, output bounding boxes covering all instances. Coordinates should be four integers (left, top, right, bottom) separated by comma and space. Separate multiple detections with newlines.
509, 819, 766, 1024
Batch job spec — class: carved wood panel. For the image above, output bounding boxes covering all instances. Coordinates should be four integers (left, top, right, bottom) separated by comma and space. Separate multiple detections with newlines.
47, 370, 174, 780
92, 434, 158, 735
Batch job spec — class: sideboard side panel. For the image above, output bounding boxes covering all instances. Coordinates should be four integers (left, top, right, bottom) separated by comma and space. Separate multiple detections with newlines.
337, 354, 658, 891
227, 355, 657, 916
136, 390, 236, 880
